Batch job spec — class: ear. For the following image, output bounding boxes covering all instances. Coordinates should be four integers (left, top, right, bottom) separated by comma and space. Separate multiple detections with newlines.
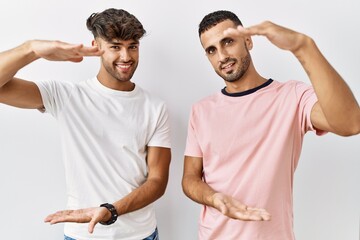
245, 36, 253, 50
92, 39, 98, 47
199, 34, 206, 50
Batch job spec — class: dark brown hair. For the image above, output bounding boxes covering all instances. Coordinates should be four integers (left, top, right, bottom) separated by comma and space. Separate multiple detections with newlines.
199, 10, 242, 36
86, 8, 146, 42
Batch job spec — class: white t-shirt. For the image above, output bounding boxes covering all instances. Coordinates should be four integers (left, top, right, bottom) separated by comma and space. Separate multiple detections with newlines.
36, 77, 171, 240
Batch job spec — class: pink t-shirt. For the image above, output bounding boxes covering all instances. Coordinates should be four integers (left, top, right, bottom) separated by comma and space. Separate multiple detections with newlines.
185, 80, 324, 240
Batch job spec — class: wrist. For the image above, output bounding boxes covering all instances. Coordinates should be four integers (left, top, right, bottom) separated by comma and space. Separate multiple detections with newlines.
23, 40, 41, 61
292, 35, 315, 59
99, 203, 118, 225
206, 192, 218, 207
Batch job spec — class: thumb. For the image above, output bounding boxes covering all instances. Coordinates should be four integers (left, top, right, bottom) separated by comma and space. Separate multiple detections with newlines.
68, 57, 84, 63
88, 219, 98, 234
216, 200, 227, 215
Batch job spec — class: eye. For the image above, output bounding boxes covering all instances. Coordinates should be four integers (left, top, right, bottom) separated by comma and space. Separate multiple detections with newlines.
206, 47, 216, 55
110, 46, 120, 50
129, 45, 138, 50
224, 39, 234, 45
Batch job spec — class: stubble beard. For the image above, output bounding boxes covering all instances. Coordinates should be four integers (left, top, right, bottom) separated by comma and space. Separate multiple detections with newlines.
102, 57, 138, 83
217, 50, 251, 83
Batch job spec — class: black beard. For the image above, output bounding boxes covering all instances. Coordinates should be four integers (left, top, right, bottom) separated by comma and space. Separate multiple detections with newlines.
102, 56, 137, 82
218, 51, 251, 83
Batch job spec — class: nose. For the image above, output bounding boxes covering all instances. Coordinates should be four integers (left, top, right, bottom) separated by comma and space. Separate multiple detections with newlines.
119, 48, 131, 62
217, 48, 229, 64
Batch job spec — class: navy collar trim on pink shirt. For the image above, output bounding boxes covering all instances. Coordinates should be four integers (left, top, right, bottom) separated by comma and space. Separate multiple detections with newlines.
221, 79, 273, 97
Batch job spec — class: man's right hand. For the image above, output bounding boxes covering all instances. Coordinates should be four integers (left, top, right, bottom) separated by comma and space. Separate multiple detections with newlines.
30, 40, 104, 62
0, 40, 103, 109
212, 192, 271, 221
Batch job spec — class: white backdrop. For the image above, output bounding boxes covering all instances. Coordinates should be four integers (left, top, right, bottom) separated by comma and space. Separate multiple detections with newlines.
0, 0, 359, 239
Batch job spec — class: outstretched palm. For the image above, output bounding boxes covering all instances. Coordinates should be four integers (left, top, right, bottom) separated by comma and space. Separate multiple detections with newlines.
44, 207, 110, 233
212, 193, 271, 221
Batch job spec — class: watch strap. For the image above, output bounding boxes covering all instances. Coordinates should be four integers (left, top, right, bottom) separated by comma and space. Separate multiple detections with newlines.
99, 203, 118, 225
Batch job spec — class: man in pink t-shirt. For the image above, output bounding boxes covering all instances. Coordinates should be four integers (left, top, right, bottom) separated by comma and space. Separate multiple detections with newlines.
182, 10, 360, 240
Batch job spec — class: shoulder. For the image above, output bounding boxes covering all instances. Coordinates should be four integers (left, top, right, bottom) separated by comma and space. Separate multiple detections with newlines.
137, 86, 167, 108
36, 79, 79, 94
279, 80, 311, 89
191, 92, 219, 109
270, 79, 313, 95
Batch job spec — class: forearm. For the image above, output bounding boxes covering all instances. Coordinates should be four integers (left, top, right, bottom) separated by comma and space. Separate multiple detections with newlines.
0, 41, 39, 88
182, 175, 216, 208
113, 178, 167, 215
293, 36, 360, 134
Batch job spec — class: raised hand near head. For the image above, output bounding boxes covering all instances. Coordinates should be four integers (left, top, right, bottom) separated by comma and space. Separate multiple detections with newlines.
31, 40, 104, 62
224, 21, 308, 54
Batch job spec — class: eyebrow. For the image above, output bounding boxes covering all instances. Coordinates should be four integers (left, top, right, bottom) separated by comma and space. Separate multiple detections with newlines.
220, 37, 233, 45
108, 40, 139, 45
204, 37, 234, 53
204, 45, 214, 53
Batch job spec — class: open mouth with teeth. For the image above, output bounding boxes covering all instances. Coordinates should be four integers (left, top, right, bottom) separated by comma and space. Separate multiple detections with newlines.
115, 63, 132, 72
221, 61, 236, 73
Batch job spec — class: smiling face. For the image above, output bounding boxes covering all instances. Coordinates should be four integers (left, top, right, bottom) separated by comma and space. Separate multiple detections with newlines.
94, 37, 139, 88
200, 19, 252, 83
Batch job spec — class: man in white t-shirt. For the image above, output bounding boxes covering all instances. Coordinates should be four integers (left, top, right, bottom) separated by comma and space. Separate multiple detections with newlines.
182, 10, 360, 240
0, 8, 171, 240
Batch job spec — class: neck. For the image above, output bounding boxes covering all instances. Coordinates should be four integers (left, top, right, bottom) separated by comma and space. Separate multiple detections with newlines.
224, 64, 266, 93
97, 69, 135, 92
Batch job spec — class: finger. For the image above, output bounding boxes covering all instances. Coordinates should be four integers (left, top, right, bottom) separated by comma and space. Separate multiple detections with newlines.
46, 216, 67, 224
49, 213, 90, 224
256, 209, 271, 221
60, 43, 102, 57
73, 43, 84, 49
215, 201, 227, 215
244, 208, 271, 221
88, 219, 97, 234
261, 212, 271, 221
219, 204, 228, 215
246, 207, 268, 214
88, 213, 104, 234
44, 213, 56, 222
55, 42, 81, 52
227, 204, 269, 221
65, 48, 102, 61
243, 25, 264, 36
236, 25, 251, 35
44, 210, 71, 222
247, 206, 271, 214
77, 46, 104, 56
233, 209, 263, 221
48, 214, 76, 224
44, 214, 60, 223
44, 215, 52, 223
244, 21, 275, 37
68, 57, 84, 63
49, 215, 82, 224
223, 27, 245, 38
214, 198, 228, 215
229, 199, 247, 210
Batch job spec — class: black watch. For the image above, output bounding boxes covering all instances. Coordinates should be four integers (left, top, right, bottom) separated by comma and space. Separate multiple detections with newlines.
99, 203, 118, 225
